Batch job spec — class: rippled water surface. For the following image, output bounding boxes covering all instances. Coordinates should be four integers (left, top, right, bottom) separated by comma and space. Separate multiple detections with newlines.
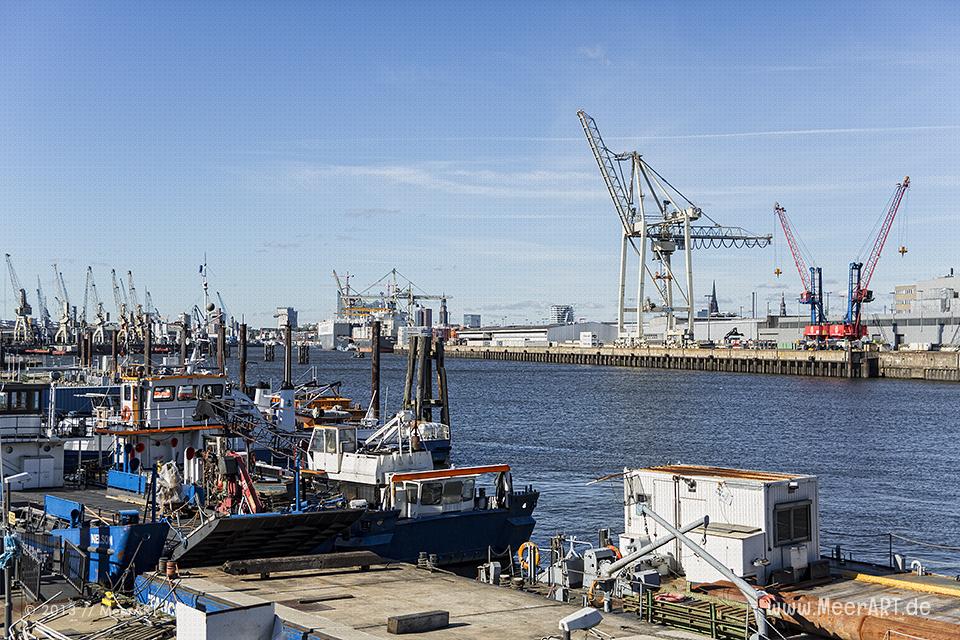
233, 348, 960, 574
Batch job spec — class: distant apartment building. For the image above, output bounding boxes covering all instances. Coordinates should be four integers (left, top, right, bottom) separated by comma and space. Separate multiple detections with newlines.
462, 313, 482, 328
549, 304, 575, 324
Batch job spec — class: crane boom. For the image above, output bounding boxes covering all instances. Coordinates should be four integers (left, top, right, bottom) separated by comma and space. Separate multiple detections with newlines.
859, 176, 909, 296
577, 110, 635, 233
774, 203, 812, 298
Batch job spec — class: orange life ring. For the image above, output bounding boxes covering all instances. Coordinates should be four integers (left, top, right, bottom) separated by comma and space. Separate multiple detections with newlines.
121, 406, 132, 422
517, 541, 540, 571
606, 545, 622, 560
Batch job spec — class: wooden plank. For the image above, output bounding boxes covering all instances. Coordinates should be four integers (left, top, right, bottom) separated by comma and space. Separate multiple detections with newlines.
387, 610, 449, 634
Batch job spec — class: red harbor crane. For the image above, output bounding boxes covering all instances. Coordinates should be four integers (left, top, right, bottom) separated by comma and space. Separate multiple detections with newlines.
833, 176, 910, 339
774, 203, 826, 339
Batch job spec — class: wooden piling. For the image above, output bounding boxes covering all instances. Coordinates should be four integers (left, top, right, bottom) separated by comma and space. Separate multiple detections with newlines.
239, 323, 248, 396
217, 322, 226, 373
143, 320, 152, 376
371, 321, 381, 420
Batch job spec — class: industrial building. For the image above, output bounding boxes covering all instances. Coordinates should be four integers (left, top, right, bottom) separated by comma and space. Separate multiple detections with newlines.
457, 321, 617, 347
894, 270, 958, 315
275, 306, 298, 329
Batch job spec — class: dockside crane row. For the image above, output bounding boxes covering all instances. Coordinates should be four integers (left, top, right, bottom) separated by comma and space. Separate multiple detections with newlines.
5, 254, 34, 343
578, 110, 771, 344
127, 270, 145, 340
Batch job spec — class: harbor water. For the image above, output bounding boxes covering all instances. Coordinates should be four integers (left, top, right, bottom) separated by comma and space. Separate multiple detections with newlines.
233, 348, 960, 575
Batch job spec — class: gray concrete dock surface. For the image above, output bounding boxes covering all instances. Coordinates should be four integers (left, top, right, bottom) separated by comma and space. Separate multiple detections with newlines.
154, 563, 703, 640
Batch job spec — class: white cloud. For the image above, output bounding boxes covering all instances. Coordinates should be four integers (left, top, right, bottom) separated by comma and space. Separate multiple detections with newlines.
577, 44, 610, 65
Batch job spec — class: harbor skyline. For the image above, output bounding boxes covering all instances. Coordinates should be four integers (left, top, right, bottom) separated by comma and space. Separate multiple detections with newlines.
4, 3, 960, 326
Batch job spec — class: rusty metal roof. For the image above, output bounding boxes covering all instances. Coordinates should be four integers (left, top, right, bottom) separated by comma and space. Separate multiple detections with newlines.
642, 464, 808, 482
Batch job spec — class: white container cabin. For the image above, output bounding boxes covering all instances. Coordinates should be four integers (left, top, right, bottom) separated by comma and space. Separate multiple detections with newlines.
0, 382, 64, 489
620, 465, 819, 585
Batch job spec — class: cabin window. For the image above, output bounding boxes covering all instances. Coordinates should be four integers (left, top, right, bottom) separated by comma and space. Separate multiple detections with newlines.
324, 430, 337, 453
404, 483, 419, 505
178, 385, 197, 401
339, 429, 357, 453
461, 479, 475, 501
774, 501, 812, 546
442, 481, 463, 505
308, 431, 324, 452
0, 394, 6, 411
123, 386, 131, 401
200, 384, 224, 399
152, 386, 175, 402
420, 482, 443, 506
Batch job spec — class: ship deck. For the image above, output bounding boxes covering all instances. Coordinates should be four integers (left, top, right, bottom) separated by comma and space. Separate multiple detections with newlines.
137, 562, 703, 640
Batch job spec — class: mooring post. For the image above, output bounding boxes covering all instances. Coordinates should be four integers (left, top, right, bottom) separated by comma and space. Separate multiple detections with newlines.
239, 323, 248, 396
179, 324, 188, 367
143, 320, 152, 376
435, 339, 450, 427
217, 320, 226, 373
111, 329, 118, 376
415, 336, 430, 420
371, 320, 381, 420
402, 336, 417, 410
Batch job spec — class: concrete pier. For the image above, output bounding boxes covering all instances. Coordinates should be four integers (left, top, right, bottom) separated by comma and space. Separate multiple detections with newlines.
416, 344, 960, 382
429, 345, 880, 379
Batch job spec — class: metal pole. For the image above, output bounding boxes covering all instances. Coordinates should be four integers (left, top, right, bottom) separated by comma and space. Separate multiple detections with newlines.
179, 323, 188, 367
640, 505, 770, 637
617, 234, 627, 337
239, 323, 248, 396
3, 474, 10, 640
602, 515, 707, 578
282, 324, 292, 389
370, 321, 381, 421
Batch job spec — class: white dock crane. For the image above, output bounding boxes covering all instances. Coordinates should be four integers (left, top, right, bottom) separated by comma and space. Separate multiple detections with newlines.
52, 263, 73, 344
35, 276, 52, 343
111, 269, 130, 344
577, 110, 771, 344
5, 254, 34, 343
127, 270, 145, 340
83, 267, 107, 344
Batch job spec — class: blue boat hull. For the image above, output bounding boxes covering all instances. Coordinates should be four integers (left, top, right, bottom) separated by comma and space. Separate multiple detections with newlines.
330, 490, 539, 567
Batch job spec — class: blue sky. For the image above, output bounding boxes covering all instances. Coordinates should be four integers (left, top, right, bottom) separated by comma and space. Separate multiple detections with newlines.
3, 2, 959, 325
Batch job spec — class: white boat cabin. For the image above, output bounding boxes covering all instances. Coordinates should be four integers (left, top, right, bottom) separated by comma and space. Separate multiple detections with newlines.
0, 382, 64, 489
307, 424, 433, 485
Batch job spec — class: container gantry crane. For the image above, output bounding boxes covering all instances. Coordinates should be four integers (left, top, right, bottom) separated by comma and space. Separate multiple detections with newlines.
834, 176, 910, 340
774, 203, 826, 341
5, 254, 34, 343
578, 110, 772, 344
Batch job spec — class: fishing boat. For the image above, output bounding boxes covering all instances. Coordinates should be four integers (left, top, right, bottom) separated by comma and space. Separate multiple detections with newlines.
305, 418, 538, 568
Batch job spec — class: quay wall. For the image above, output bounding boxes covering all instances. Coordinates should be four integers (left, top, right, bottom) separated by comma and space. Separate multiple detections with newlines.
401, 345, 960, 382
